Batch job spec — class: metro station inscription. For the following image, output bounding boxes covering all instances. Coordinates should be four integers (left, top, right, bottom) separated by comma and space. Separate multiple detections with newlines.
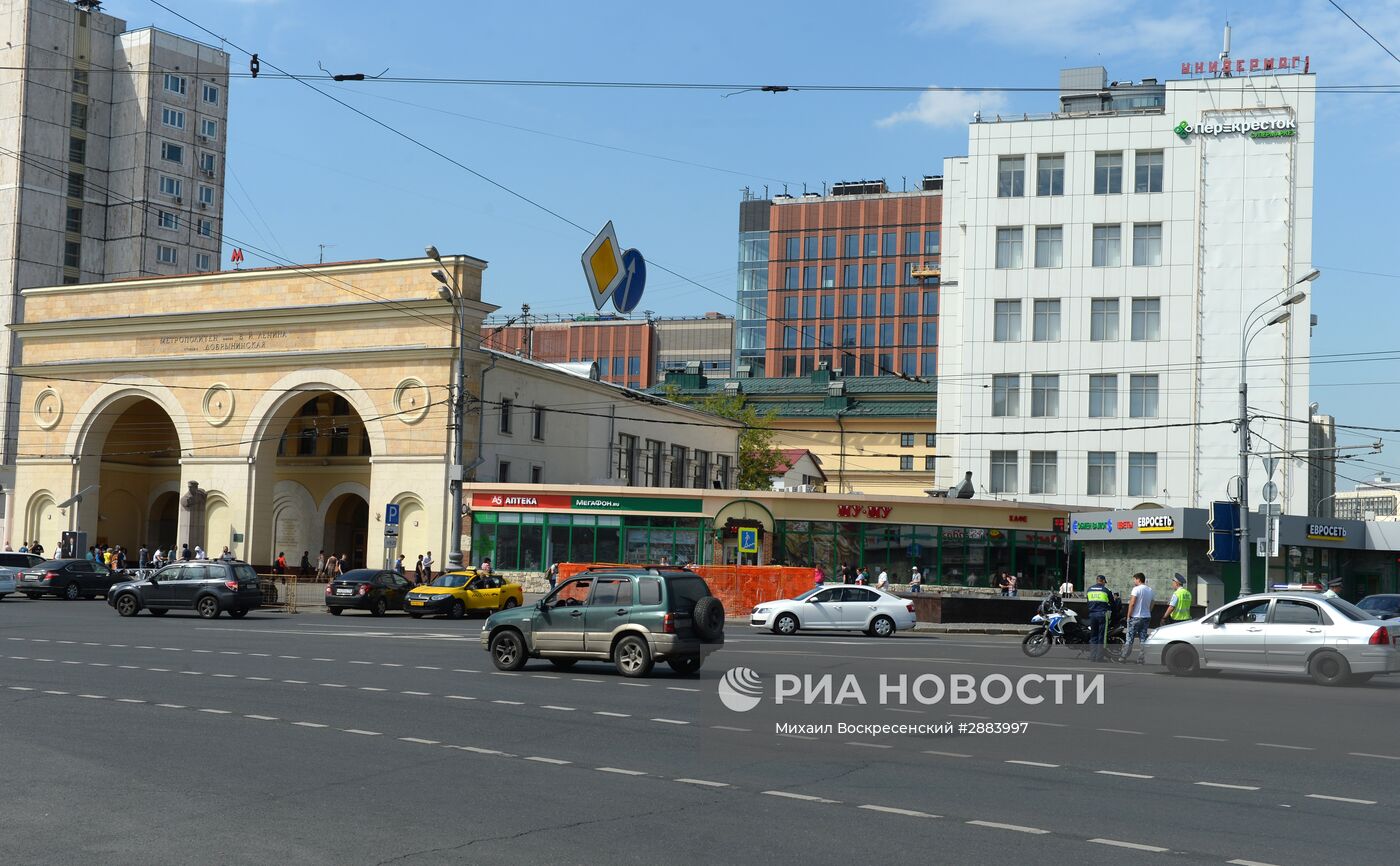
157, 330, 292, 352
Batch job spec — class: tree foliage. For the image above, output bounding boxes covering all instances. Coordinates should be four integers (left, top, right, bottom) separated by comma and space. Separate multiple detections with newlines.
662, 387, 782, 490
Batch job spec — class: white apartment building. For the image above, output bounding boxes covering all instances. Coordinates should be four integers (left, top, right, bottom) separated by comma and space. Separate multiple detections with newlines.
938, 65, 1314, 514
0, 0, 229, 527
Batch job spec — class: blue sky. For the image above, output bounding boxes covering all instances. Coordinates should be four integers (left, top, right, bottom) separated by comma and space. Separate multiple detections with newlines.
132, 0, 1400, 484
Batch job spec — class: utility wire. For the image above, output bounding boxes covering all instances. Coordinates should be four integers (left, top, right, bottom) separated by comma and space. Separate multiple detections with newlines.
1326, 0, 1400, 66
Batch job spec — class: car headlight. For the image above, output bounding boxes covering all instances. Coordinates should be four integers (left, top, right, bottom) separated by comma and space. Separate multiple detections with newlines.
429, 594, 450, 601
753, 606, 770, 615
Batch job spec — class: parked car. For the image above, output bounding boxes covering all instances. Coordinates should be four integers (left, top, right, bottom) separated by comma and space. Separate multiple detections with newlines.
404, 570, 523, 618
325, 568, 414, 616
108, 560, 263, 619
1144, 591, 1400, 685
18, 558, 125, 600
1357, 594, 1400, 620
482, 567, 725, 677
750, 585, 918, 637
0, 552, 44, 600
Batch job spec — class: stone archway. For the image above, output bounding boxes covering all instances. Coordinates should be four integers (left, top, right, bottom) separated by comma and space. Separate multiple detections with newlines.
25, 492, 58, 551
323, 492, 369, 570
148, 491, 179, 552
76, 396, 184, 553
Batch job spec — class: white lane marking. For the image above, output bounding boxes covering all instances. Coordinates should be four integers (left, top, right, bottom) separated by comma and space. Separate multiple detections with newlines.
859, 804, 940, 819
283, 680, 308, 685
1195, 782, 1260, 791
596, 767, 647, 776
319, 683, 347, 688
532, 675, 560, 680
245, 677, 271, 682
489, 672, 516, 677
342, 729, 382, 736
667, 687, 700, 693
1228, 860, 1284, 866
199, 709, 232, 715
1257, 742, 1313, 751
778, 733, 818, 741
594, 711, 629, 718
293, 722, 328, 728
8, 687, 34, 691
350, 661, 372, 665
134, 645, 154, 649
711, 725, 751, 732
380, 663, 402, 668
108, 644, 127, 648
524, 756, 571, 765
1349, 752, 1400, 761
245, 715, 279, 721
415, 666, 441, 671
179, 671, 203, 676
1096, 770, 1155, 780
572, 678, 604, 683
923, 750, 972, 758
541, 705, 575, 712
5, 637, 23, 641
33, 658, 53, 662
763, 790, 839, 804
119, 665, 140, 670
1175, 735, 1226, 742
399, 737, 439, 745
31, 639, 49, 643
1005, 760, 1059, 768
61, 661, 82, 665
156, 703, 185, 709
887, 707, 924, 715
358, 687, 387, 692
162, 648, 181, 652
9, 656, 27, 660
192, 650, 212, 654
675, 778, 728, 787
1097, 728, 1145, 735
454, 669, 481, 674
451, 746, 511, 756
42, 690, 69, 695
966, 820, 1049, 834
1088, 838, 1169, 853
847, 742, 893, 750
312, 658, 333, 662
57, 640, 75, 644
619, 682, 649, 687
492, 699, 524, 706
948, 713, 990, 720
77, 694, 106, 699
249, 653, 269, 657
445, 695, 475, 701
402, 690, 431, 696
88, 663, 110, 668
219, 651, 241, 655
1306, 794, 1377, 805
82, 642, 100, 646
651, 718, 689, 725
212, 674, 236, 679
278, 655, 300, 660
116, 699, 146, 704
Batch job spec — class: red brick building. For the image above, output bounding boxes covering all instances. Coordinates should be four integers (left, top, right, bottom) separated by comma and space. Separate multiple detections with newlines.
482, 317, 657, 389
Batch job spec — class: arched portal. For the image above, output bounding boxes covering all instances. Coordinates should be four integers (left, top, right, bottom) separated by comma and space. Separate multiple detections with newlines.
90, 398, 182, 551
323, 492, 369, 570
149, 491, 179, 551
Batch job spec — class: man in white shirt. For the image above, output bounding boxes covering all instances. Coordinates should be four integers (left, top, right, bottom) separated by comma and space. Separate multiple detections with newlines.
1118, 572, 1154, 663
1058, 578, 1075, 597
876, 569, 889, 590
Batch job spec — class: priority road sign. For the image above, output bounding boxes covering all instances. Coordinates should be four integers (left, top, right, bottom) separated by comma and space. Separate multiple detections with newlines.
582, 221, 626, 310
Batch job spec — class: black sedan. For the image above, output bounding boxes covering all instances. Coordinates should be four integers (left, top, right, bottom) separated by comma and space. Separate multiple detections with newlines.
325, 569, 414, 616
1358, 594, 1400, 619
18, 559, 125, 600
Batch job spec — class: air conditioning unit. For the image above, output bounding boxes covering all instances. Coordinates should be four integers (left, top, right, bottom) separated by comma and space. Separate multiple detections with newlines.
174, 196, 181, 203
197, 202, 207, 209
199, 135, 209, 143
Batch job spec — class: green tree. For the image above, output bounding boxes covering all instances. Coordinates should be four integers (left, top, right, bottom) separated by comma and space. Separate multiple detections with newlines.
662, 387, 782, 490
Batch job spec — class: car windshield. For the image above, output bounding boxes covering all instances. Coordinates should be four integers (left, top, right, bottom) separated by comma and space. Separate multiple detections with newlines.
431, 574, 469, 588
338, 569, 377, 582
1357, 596, 1400, 614
792, 588, 821, 602
1327, 597, 1380, 622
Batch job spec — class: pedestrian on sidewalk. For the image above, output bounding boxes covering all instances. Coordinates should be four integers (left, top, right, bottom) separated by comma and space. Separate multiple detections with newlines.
910, 566, 923, 593
1058, 576, 1075, 597
275, 552, 287, 574
414, 555, 424, 584
300, 551, 312, 578
325, 553, 338, 579
316, 550, 327, 579
1007, 573, 1019, 597
839, 562, 853, 584
546, 561, 559, 590
813, 565, 825, 587
394, 554, 405, 576
1118, 573, 1154, 663
423, 551, 434, 580
854, 567, 868, 586
876, 568, 889, 591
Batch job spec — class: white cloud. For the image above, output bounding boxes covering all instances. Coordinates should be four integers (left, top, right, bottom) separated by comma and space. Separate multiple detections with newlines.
916, 0, 1214, 60
877, 86, 1008, 128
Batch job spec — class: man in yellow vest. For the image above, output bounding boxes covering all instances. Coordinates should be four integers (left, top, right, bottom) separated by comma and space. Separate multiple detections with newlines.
1164, 573, 1193, 625
1085, 575, 1114, 662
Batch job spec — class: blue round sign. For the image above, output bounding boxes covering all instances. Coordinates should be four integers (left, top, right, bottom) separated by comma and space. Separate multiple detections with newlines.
612, 248, 646, 314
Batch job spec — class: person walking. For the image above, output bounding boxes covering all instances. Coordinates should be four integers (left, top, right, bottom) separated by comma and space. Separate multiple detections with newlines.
1085, 574, 1114, 663
839, 562, 853, 584
316, 550, 327, 580
1007, 573, 1019, 598
854, 567, 867, 586
138, 545, 149, 570
275, 552, 287, 574
909, 566, 923, 593
813, 565, 825, 587
325, 552, 338, 580
1163, 574, 1194, 625
336, 554, 347, 577
1118, 573, 1154, 663
546, 561, 559, 590
875, 568, 889, 591
394, 554, 406, 576
300, 551, 312, 578
414, 555, 424, 584
152, 548, 165, 568
422, 551, 434, 580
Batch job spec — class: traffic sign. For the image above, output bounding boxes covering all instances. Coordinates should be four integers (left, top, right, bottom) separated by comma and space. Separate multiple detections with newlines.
385, 503, 400, 526
384, 533, 398, 549
1261, 456, 1279, 480
1261, 481, 1278, 503
383, 524, 399, 537
1208, 500, 1240, 562
738, 527, 759, 554
582, 221, 626, 310
612, 248, 646, 313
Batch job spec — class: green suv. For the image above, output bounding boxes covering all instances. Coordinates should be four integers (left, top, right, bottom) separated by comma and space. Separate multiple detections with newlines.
481, 567, 725, 677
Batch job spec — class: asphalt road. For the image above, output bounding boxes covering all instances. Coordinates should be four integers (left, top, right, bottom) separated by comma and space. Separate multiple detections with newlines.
2, 597, 1396, 865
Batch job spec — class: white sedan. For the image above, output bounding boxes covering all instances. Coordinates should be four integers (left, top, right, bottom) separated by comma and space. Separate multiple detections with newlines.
751, 585, 918, 637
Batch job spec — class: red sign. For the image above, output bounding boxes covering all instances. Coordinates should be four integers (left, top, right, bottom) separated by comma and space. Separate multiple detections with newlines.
230, 248, 244, 263
836, 504, 892, 520
1008, 514, 1028, 523
1116, 520, 1135, 530
1180, 55, 1309, 76
471, 493, 571, 509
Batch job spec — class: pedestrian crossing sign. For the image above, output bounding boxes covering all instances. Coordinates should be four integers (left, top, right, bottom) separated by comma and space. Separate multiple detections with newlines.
738, 527, 759, 554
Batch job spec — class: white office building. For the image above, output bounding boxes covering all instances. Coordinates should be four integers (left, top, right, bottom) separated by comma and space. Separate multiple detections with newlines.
938, 64, 1314, 514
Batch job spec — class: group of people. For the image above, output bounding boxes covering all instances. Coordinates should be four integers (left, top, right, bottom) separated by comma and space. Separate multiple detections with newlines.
1045, 572, 1194, 664
7, 540, 45, 556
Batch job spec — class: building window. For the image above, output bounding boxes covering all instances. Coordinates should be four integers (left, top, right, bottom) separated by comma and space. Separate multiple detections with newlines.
162, 106, 185, 129
198, 185, 214, 205
532, 405, 546, 439
716, 454, 732, 489
860, 324, 875, 346
803, 267, 816, 289
1134, 150, 1164, 193
800, 326, 814, 348
70, 101, 87, 130
67, 171, 84, 199
783, 296, 798, 320
860, 354, 875, 375
805, 236, 818, 259
861, 294, 876, 317
925, 433, 936, 447
498, 460, 511, 483
65, 206, 83, 233
822, 235, 836, 257
195, 253, 211, 271
63, 240, 81, 269
821, 295, 836, 318
864, 233, 878, 256
880, 263, 896, 286
1128, 452, 1158, 497
989, 450, 1018, 494
922, 321, 937, 345
1094, 152, 1123, 194
900, 455, 914, 471
903, 231, 920, 255
159, 175, 182, 198
880, 293, 896, 316
1130, 298, 1161, 341
997, 155, 1025, 197
1032, 299, 1061, 341
1087, 452, 1117, 496
156, 245, 177, 265
802, 296, 816, 319
921, 352, 936, 376
1132, 223, 1163, 266
68, 136, 85, 164
1031, 374, 1059, 418
841, 323, 856, 347
157, 210, 177, 230
882, 232, 896, 255
923, 291, 938, 316
820, 324, 833, 349
844, 234, 858, 257
878, 352, 893, 375
1090, 298, 1120, 341
201, 118, 218, 138
1091, 224, 1121, 267
1088, 374, 1118, 418
878, 323, 893, 346
904, 262, 919, 286
785, 237, 800, 260
1129, 374, 1160, 418
781, 356, 796, 376
499, 397, 513, 434
922, 455, 935, 470
692, 449, 710, 488
164, 73, 187, 95
199, 153, 216, 173
1029, 451, 1058, 495
862, 264, 877, 286
1034, 226, 1063, 268
900, 433, 914, 447
924, 229, 940, 255
203, 82, 220, 104
993, 299, 1021, 342
842, 264, 858, 288
198, 218, 214, 237
992, 374, 1020, 417
842, 294, 858, 317
72, 69, 88, 95
1036, 154, 1064, 196
900, 291, 917, 318
669, 445, 687, 487
530, 465, 543, 484
161, 142, 184, 164
995, 227, 1023, 269
821, 265, 835, 288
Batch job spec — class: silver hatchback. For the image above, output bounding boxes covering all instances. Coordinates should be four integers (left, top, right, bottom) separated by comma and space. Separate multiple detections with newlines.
1144, 592, 1400, 686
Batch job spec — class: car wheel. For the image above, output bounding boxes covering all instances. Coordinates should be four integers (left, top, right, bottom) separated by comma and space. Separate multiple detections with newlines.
64, 582, 81, 600
327, 607, 342, 616
1021, 631, 1051, 658
1309, 651, 1351, 686
692, 596, 725, 640
114, 593, 139, 617
148, 608, 168, 616
614, 634, 653, 678
773, 612, 799, 636
489, 629, 528, 671
227, 609, 248, 619
667, 656, 703, 676
503, 597, 519, 610
868, 615, 896, 638
1164, 643, 1199, 676
448, 600, 466, 620
549, 658, 578, 671
371, 596, 388, 617
196, 596, 221, 619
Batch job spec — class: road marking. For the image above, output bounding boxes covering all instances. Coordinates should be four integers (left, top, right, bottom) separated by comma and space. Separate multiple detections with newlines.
594, 711, 629, 718
399, 737, 439, 745
667, 687, 700, 693
312, 658, 333, 662
966, 820, 1049, 835
199, 709, 232, 715
219, 651, 241, 655
1005, 760, 1058, 768
1257, 743, 1313, 751
454, 669, 481, 674
116, 698, 146, 704
847, 741, 893, 749
156, 703, 185, 708
1097, 728, 1145, 735
119, 665, 140, 670
675, 778, 728, 787
887, 707, 924, 715
108, 644, 127, 648
82, 642, 100, 646
245, 677, 271, 682
1096, 770, 1155, 780
1195, 782, 1260, 791
541, 705, 576, 712
62, 660, 82, 665
763, 790, 839, 804
358, 687, 387, 692
452, 746, 511, 756
249, 653, 269, 657
42, 690, 69, 695
57, 640, 75, 644
192, 649, 212, 654
279, 655, 300, 659
1228, 860, 1284, 866
350, 661, 372, 665
619, 682, 650, 687
1175, 735, 1226, 742
1306, 794, 1376, 805
7, 687, 34, 691
859, 804, 940, 818
415, 666, 441, 671
319, 683, 347, 688
1088, 838, 1169, 853
78, 694, 106, 699
212, 674, 236, 679
342, 729, 382, 736
162, 648, 181, 652
293, 722, 328, 728
949, 713, 990, 720
711, 725, 751, 733
532, 675, 560, 680
31, 639, 49, 643
492, 699, 524, 706
445, 695, 475, 701
597, 767, 647, 776
923, 750, 972, 758
88, 663, 110, 667
572, 678, 604, 683
778, 733, 818, 741
179, 671, 203, 676
33, 658, 53, 662
380, 663, 402, 667
245, 715, 278, 721
524, 756, 571, 765
651, 718, 689, 725
283, 680, 308, 685
402, 690, 431, 696
1349, 752, 1400, 761
8, 656, 26, 660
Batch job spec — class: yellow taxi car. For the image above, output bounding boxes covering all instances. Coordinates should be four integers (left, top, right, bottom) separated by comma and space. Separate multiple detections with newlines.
403, 571, 524, 619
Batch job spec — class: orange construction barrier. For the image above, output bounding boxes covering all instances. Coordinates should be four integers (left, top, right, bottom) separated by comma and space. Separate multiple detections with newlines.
556, 562, 816, 617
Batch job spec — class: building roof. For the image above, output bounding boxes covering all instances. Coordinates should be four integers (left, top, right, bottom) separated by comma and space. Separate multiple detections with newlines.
776, 449, 827, 480
648, 369, 936, 421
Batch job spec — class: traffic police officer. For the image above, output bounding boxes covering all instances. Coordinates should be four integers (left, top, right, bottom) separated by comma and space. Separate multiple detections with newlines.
1085, 574, 1114, 662
1165, 573, 1193, 623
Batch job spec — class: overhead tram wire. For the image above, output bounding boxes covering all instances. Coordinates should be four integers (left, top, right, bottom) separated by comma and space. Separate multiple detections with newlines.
1326, 0, 1400, 67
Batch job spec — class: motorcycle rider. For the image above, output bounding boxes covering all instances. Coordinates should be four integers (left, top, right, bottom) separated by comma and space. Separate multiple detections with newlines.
1085, 574, 1114, 662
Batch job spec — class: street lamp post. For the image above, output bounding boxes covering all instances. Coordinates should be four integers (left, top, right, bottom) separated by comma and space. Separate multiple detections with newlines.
1236, 269, 1318, 598
427, 245, 468, 572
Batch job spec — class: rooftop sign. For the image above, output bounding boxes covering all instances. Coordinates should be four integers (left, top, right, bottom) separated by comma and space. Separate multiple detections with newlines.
1174, 117, 1296, 141
1179, 56, 1310, 76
